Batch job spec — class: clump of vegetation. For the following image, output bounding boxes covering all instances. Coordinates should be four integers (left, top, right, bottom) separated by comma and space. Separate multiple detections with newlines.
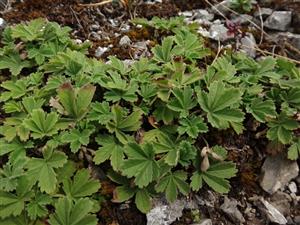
230, 0, 254, 12
0, 18, 299, 224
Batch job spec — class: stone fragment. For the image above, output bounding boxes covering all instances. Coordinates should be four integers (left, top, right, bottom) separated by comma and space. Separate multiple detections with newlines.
194, 9, 214, 21
294, 216, 300, 224
209, 23, 234, 41
0, 18, 6, 30
264, 11, 292, 31
260, 154, 299, 194
220, 197, 245, 223
147, 198, 197, 225
240, 32, 256, 57
269, 192, 292, 216
231, 14, 253, 25
276, 32, 300, 50
211, 0, 231, 16
179, 11, 193, 18
192, 219, 213, 225
254, 8, 273, 19
260, 198, 287, 224
119, 35, 131, 46
288, 182, 297, 194
95, 46, 109, 58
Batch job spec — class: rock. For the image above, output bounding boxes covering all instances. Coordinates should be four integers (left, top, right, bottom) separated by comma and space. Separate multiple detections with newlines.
120, 24, 130, 32
192, 219, 212, 225
264, 11, 292, 31
254, 7, 273, 19
220, 196, 245, 223
146, 198, 197, 225
90, 31, 101, 40
231, 14, 253, 25
132, 41, 151, 59
197, 27, 210, 38
95, 46, 109, 58
90, 24, 100, 30
211, 0, 231, 16
123, 59, 135, 67
119, 35, 131, 46
0, 18, 6, 30
277, 32, 300, 50
209, 23, 234, 41
74, 39, 82, 45
144, 0, 162, 4
260, 198, 287, 224
179, 11, 193, 18
288, 182, 297, 193
292, 11, 300, 33
294, 216, 300, 224
240, 32, 256, 57
269, 192, 292, 216
260, 154, 299, 194
259, 0, 273, 4
268, 32, 300, 50
194, 9, 214, 21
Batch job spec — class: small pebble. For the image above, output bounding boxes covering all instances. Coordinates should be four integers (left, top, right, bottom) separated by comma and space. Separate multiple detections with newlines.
288, 182, 297, 193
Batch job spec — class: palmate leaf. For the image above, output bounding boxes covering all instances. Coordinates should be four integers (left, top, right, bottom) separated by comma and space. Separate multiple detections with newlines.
0, 191, 31, 219
0, 139, 32, 163
167, 87, 197, 118
48, 197, 97, 225
113, 185, 152, 213
288, 138, 300, 160
246, 99, 276, 122
26, 193, 52, 220
0, 213, 44, 225
57, 82, 96, 120
152, 36, 174, 63
155, 171, 190, 203
63, 169, 100, 199
204, 56, 238, 86
178, 141, 197, 167
172, 30, 209, 61
11, 18, 45, 41
122, 143, 160, 188
153, 102, 178, 124
61, 128, 94, 153
104, 83, 138, 102
178, 115, 208, 138
191, 162, 237, 193
0, 177, 32, 219
23, 109, 60, 139
267, 113, 299, 144
0, 79, 28, 102
196, 81, 244, 131
43, 49, 88, 77
0, 52, 31, 76
149, 131, 180, 166
1, 116, 30, 142
94, 135, 124, 171
88, 101, 113, 125
106, 105, 143, 144
97, 71, 138, 102
0, 160, 27, 192
26, 147, 67, 194
22, 97, 45, 113
280, 88, 300, 110
109, 171, 152, 213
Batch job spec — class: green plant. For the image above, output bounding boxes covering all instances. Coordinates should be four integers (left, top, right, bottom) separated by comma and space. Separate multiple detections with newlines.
230, 0, 253, 12
0, 18, 299, 224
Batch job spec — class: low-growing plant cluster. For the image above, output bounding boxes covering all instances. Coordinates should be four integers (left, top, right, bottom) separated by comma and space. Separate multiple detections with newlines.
0, 18, 299, 224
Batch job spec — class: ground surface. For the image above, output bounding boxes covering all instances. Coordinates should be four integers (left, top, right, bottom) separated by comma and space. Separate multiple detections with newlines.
0, 0, 300, 225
